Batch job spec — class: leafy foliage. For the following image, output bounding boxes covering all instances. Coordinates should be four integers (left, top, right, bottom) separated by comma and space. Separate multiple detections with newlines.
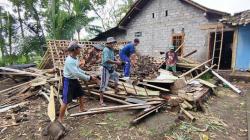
1, 0, 133, 66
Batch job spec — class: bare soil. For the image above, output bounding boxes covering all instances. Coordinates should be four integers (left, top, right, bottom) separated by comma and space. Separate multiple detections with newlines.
0, 78, 249, 140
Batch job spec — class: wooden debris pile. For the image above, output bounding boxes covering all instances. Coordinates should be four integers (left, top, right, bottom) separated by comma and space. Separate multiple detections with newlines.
39, 40, 127, 70
0, 39, 243, 138
130, 55, 162, 80
0, 67, 59, 109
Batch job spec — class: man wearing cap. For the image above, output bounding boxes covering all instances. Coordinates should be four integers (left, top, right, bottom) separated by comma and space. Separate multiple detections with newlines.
119, 38, 140, 80
99, 37, 122, 106
165, 45, 178, 73
85, 44, 104, 66
59, 43, 98, 122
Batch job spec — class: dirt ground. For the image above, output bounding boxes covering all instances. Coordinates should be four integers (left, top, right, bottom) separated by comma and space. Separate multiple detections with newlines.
0, 78, 249, 140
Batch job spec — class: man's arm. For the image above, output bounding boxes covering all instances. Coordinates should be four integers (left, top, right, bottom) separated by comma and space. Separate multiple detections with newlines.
103, 49, 121, 65
106, 60, 121, 65
66, 62, 91, 81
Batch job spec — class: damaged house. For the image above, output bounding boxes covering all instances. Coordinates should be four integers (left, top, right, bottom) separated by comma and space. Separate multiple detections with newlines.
92, 0, 238, 70
220, 10, 250, 71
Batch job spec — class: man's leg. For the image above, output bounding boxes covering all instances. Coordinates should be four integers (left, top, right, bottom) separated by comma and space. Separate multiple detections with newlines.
59, 103, 68, 122
111, 71, 119, 94
172, 65, 177, 73
124, 60, 131, 77
99, 67, 110, 106
78, 96, 85, 112
166, 65, 170, 71
120, 54, 131, 77
59, 78, 70, 122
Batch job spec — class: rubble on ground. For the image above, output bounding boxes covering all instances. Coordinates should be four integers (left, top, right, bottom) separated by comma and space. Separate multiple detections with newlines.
0, 40, 242, 139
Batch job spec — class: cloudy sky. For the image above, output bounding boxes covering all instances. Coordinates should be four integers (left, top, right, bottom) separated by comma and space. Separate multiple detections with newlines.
193, 0, 250, 14
1, 0, 250, 14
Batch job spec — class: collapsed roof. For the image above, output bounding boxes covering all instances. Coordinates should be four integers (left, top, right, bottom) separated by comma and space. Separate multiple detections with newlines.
220, 10, 250, 26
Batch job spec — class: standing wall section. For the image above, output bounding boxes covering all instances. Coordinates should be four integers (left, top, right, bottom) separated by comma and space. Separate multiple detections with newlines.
235, 24, 250, 70
116, 0, 219, 62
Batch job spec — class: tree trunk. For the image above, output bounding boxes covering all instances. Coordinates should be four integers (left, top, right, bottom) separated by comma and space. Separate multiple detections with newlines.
77, 30, 80, 41
31, 5, 46, 43
17, 5, 24, 38
52, 0, 56, 39
7, 12, 12, 55
0, 8, 5, 57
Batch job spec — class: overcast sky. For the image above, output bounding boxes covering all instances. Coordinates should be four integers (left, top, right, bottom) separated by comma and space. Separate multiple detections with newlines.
193, 0, 250, 14
1, 0, 250, 14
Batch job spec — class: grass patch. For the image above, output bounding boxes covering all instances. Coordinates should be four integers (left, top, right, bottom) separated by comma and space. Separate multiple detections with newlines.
104, 113, 128, 130
80, 128, 94, 137
200, 72, 213, 81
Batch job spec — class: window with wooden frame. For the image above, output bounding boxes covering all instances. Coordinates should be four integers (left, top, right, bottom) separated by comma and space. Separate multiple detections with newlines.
172, 33, 184, 56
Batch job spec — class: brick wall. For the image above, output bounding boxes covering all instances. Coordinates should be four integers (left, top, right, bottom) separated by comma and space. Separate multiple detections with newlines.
115, 0, 218, 62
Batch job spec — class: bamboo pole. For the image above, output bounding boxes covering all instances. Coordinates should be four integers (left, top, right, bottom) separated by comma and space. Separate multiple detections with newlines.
205, 65, 241, 94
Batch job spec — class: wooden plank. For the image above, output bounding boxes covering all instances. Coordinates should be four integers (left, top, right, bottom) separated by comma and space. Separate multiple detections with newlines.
180, 59, 213, 77
131, 102, 166, 124
70, 104, 151, 117
199, 23, 224, 30
205, 65, 241, 94
181, 108, 196, 121
175, 41, 185, 53
87, 103, 160, 112
212, 28, 218, 65
138, 82, 170, 92
0, 81, 31, 94
231, 28, 238, 71
177, 63, 199, 69
88, 91, 132, 105
118, 81, 160, 96
197, 79, 217, 88
48, 86, 56, 122
143, 79, 174, 84
0, 67, 42, 77
217, 25, 224, 71
183, 50, 197, 58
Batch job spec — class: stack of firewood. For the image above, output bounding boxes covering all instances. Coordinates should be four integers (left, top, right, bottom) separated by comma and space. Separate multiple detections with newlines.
131, 55, 161, 80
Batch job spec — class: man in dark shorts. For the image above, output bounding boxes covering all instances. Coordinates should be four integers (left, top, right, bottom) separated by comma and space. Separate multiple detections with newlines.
59, 42, 98, 122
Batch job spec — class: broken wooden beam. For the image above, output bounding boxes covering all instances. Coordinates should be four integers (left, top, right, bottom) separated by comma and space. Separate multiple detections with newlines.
0, 67, 42, 77
197, 79, 217, 88
87, 91, 131, 105
180, 108, 195, 121
88, 102, 161, 112
183, 50, 197, 58
70, 103, 153, 117
205, 65, 241, 94
175, 41, 185, 53
0, 81, 31, 95
138, 82, 170, 92
131, 102, 167, 124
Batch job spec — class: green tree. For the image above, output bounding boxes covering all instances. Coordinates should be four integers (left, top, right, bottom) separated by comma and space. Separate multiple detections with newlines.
9, 0, 25, 38
90, 0, 134, 31
45, 0, 102, 40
